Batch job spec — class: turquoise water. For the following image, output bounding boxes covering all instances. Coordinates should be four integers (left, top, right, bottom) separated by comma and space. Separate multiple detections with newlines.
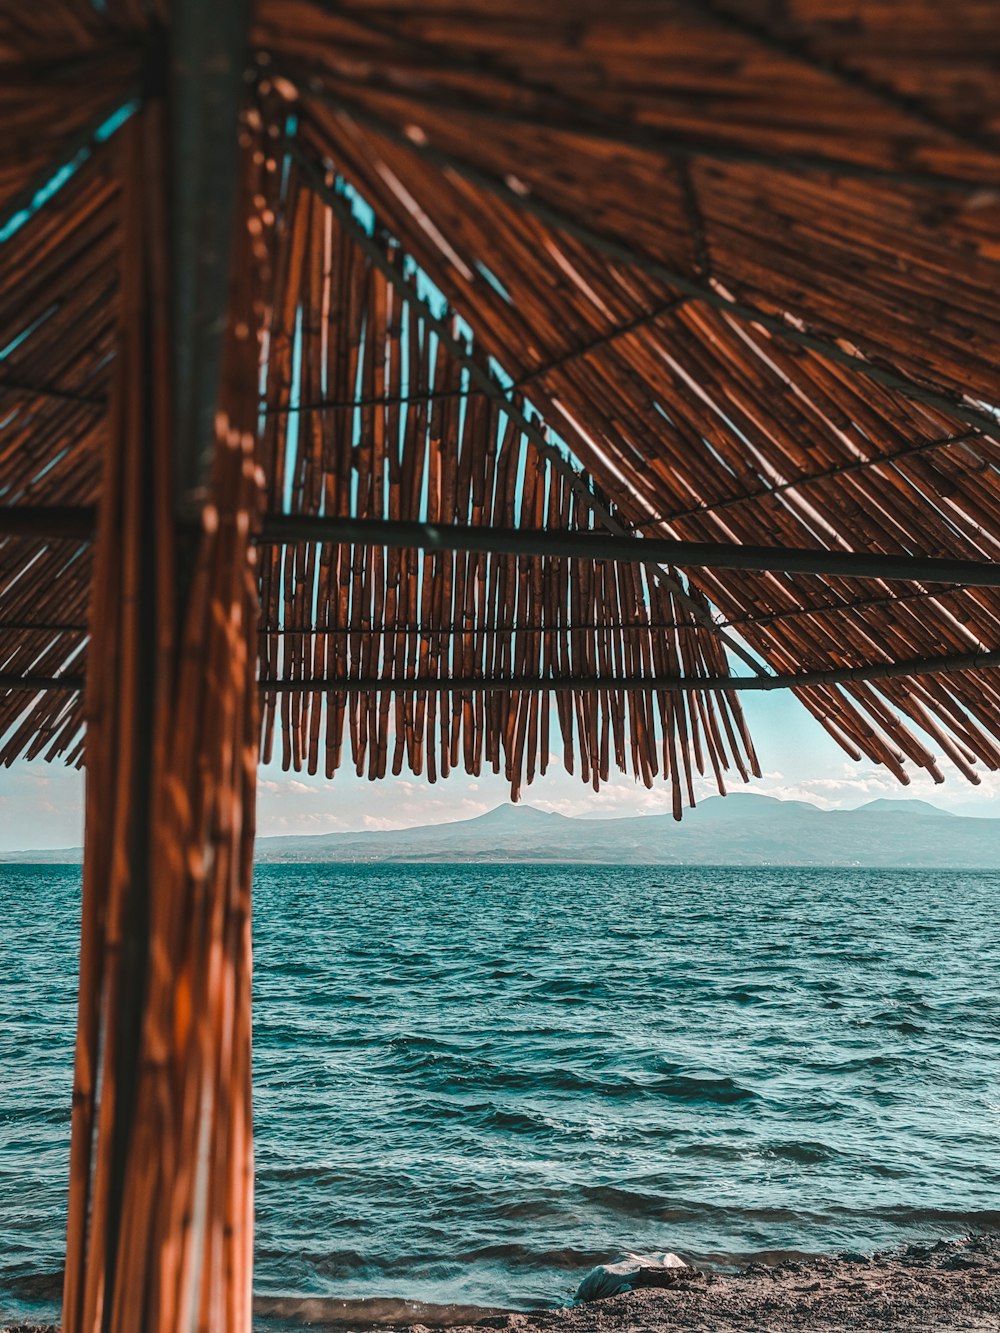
1, 864, 998, 1325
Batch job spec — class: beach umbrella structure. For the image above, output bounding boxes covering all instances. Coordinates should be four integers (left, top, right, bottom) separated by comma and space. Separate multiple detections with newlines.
3, 2, 1000, 1328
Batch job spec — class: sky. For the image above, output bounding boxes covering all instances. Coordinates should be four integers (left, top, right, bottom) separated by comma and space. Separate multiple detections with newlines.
2, 688, 999, 852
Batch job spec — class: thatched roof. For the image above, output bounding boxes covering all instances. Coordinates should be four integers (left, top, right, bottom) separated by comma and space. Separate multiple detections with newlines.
4, 2, 1000, 804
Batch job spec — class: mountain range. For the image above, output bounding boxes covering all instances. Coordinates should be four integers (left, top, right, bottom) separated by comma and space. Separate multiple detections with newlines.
6, 794, 997, 868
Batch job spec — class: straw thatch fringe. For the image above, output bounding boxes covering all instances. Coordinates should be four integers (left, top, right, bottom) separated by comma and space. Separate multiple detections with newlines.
255, 165, 759, 804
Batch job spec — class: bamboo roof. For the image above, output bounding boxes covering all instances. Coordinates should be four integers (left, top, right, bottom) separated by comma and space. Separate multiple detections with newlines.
4, 2, 1000, 805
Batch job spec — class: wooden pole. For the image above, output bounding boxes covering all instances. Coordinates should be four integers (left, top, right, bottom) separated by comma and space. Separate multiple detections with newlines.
62, 5, 258, 1329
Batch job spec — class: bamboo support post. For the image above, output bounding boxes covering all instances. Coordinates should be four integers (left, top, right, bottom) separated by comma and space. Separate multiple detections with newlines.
60, 6, 259, 1330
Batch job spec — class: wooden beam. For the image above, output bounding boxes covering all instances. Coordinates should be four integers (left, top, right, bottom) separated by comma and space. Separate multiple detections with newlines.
0, 673, 87, 691
259, 515, 1000, 588
6, 644, 1000, 695
262, 385, 480, 414
0, 622, 89, 633
0, 506, 97, 539
0, 375, 106, 406
6, 508, 1000, 587
255, 649, 1000, 690
58, 12, 257, 1333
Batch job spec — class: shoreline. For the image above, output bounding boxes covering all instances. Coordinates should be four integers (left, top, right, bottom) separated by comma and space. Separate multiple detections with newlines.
405, 1235, 1000, 1333
4, 1235, 999, 1332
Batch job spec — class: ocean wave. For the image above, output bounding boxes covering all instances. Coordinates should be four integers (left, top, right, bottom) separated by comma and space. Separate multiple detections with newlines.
579, 1186, 832, 1227
762, 1141, 838, 1164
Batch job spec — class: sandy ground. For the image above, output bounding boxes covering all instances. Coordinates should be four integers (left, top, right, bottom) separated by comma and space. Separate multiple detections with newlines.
5, 1235, 999, 1332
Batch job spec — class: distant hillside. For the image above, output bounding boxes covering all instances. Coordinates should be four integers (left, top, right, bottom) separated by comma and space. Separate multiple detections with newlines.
249, 794, 999, 868
4, 794, 999, 868
854, 798, 955, 816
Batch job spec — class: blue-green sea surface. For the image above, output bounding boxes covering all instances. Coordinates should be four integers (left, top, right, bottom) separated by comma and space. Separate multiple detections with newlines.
1, 864, 998, 1325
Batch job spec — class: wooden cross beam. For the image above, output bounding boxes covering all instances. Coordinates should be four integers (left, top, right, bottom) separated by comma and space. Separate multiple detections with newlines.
6, 507, 1000, 588
6, 644, 1000, 696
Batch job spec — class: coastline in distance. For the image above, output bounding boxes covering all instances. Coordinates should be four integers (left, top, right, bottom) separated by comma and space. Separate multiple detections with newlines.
6, 794, 999, 868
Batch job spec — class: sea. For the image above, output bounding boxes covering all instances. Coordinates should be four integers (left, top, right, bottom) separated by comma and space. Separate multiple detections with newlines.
1, 863, 998, 1327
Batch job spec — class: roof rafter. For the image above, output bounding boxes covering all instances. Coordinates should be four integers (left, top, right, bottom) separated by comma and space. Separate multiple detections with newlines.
255, 515, 1000, 589
262, 385, 480, 414
261, 648, 1000, 691
512, 295, 690, 390
655, 430, 985, 526
0, 375, 106, 406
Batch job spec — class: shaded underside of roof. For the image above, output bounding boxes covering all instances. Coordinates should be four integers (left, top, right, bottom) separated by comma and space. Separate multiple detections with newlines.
4, 0, 1000, 802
